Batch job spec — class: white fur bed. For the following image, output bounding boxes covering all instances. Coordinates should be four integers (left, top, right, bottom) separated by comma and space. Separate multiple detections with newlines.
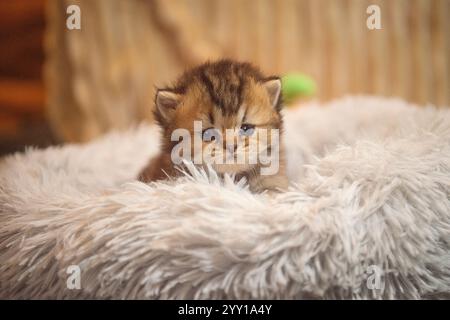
1, 96, 449, 299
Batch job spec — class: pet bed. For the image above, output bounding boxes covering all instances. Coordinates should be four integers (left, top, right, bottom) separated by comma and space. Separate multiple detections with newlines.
1, 96, 449, 299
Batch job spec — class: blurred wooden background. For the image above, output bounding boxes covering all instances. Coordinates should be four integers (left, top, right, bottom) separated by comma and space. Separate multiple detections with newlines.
1, 0, 449, 147
0, 0, 57, 154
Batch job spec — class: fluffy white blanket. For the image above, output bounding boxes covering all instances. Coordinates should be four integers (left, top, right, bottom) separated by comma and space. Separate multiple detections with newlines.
1, 96, 449, 299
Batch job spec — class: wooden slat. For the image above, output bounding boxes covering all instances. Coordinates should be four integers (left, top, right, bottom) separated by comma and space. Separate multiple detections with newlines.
430, 0, 449, 107
0, 79, 45, 114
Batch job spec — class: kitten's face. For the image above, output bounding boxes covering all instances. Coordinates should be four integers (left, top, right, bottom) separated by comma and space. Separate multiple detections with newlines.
155, 61, 283, 175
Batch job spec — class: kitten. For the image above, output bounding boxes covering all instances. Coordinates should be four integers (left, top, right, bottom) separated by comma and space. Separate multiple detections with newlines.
139, 60, 288, 193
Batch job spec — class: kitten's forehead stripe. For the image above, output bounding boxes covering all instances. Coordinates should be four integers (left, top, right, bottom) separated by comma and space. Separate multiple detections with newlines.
208, 111, 215, 125
200, 64, 243, 116
242, 106, 248, 123
236, 75, 244, 115
188, 60, 263, 117
200, 70, 224, 111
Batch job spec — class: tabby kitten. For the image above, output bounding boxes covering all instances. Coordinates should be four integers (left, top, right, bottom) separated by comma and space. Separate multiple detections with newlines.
138, 59, 288, 192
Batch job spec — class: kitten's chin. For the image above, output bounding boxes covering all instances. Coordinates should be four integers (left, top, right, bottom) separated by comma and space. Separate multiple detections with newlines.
211, 163, 254, 174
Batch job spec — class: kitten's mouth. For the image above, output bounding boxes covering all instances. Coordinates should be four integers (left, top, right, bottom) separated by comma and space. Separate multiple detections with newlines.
225, 153, 237, 161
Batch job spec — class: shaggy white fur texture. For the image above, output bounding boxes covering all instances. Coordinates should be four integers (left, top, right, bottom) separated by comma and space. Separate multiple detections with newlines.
1, 96, 449, 299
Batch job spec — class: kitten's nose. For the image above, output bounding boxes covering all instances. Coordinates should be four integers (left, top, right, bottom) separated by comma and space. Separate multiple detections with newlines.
226, 144, 237, 154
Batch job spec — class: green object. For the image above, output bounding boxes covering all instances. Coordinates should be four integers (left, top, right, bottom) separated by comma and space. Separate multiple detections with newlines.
281, 73, 317, 104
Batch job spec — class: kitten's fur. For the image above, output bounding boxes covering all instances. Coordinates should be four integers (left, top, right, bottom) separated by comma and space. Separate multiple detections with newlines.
139, 60, 288, 192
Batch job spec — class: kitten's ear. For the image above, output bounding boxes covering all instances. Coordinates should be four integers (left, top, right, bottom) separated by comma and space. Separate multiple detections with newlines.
263, 78, 282, 109
155, 89, 181, 122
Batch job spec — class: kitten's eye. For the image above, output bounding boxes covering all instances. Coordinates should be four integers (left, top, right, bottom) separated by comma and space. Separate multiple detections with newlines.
202, 128, 220, 142
239, 124, 255, 136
